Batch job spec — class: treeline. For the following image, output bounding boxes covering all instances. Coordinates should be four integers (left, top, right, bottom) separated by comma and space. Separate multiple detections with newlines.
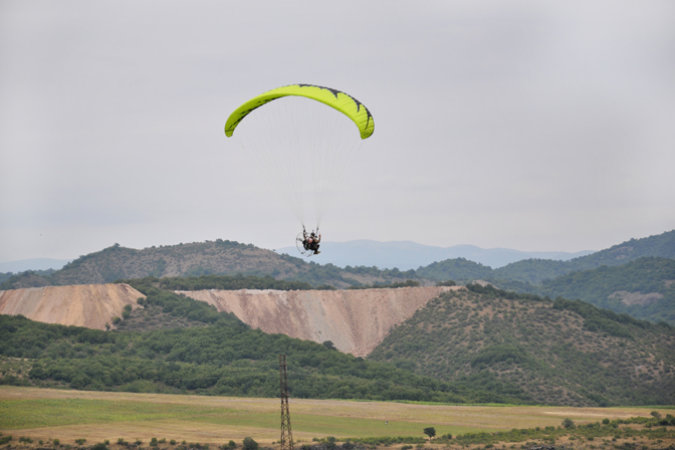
346, 415, 675, 448
348, 280, 422, 289
152, 275, 316, 291
451, 415, 675, 447
0, 283, 492, 403
132, 275, 425, 292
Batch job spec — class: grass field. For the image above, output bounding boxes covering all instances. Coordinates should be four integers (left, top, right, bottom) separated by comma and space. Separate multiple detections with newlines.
0, 386, 672, 447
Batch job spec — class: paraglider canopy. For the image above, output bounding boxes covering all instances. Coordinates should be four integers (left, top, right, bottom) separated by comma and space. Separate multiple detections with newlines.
225, 84, 374, 139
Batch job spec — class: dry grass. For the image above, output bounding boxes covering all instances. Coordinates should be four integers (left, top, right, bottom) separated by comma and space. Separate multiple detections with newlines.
1, 386, 671, 447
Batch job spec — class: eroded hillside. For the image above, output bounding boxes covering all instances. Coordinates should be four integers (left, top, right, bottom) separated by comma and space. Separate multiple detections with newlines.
0, 283, 456, 357
0, 284, 144, 330
179, 286, 459, 356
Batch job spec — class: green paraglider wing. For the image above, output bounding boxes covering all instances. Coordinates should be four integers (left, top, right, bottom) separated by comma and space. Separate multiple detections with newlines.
224, 84, 374, 139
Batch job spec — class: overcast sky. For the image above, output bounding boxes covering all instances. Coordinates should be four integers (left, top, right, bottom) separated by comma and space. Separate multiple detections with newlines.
1, 0, 674, 262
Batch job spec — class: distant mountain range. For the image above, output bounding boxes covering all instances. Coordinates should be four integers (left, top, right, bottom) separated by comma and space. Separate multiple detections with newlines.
277, 240, 593, 269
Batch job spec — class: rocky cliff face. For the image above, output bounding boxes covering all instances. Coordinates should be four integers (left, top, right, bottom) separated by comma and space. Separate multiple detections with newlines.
0, 284, 144, 330
179, 286, 459, 356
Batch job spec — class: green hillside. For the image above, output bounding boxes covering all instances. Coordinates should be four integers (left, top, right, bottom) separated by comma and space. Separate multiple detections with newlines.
539, 257, 675, 324
0, 280, 485, 404
495, 230, 675, 284
572, 230, 675, 269
492, 259, 570, 285
369, 286, 675, 406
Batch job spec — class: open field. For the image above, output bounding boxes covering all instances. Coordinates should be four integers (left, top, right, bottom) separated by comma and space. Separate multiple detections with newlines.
1, 386, 673, 447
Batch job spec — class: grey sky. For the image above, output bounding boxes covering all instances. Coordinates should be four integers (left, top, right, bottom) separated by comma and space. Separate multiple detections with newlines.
1, 0, 674, 262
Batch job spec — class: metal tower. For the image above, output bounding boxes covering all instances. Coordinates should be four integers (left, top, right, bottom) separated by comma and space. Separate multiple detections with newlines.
279, 354, 293, 450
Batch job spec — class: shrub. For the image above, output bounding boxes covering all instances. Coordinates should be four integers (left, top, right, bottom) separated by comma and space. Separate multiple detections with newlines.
122, 305, 133, 320
242, 437, 258, 450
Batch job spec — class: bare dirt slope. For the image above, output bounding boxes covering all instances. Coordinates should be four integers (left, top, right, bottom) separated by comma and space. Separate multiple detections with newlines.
179, 286, 460, 357
0, 283, 456, 356
0, 284, 144, 330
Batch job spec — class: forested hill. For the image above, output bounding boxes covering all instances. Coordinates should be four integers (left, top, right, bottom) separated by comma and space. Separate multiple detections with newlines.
369, 285, 675, 406
572, 229, 675, 268
0, 240, 418, 289
537, 257, 675, 324
495, 230, 675, 284
416, 232, 675, 325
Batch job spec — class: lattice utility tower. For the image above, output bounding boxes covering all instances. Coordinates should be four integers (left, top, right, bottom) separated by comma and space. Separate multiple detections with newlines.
279, 354, 294, 450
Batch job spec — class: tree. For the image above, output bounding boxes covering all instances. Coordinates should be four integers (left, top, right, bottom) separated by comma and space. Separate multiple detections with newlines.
242, 437, 258, 450
423, 427, 436, 439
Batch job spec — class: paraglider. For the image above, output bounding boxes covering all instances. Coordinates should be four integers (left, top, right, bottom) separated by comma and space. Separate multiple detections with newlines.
224, 84, 374, 256
299, 226, 321, 255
